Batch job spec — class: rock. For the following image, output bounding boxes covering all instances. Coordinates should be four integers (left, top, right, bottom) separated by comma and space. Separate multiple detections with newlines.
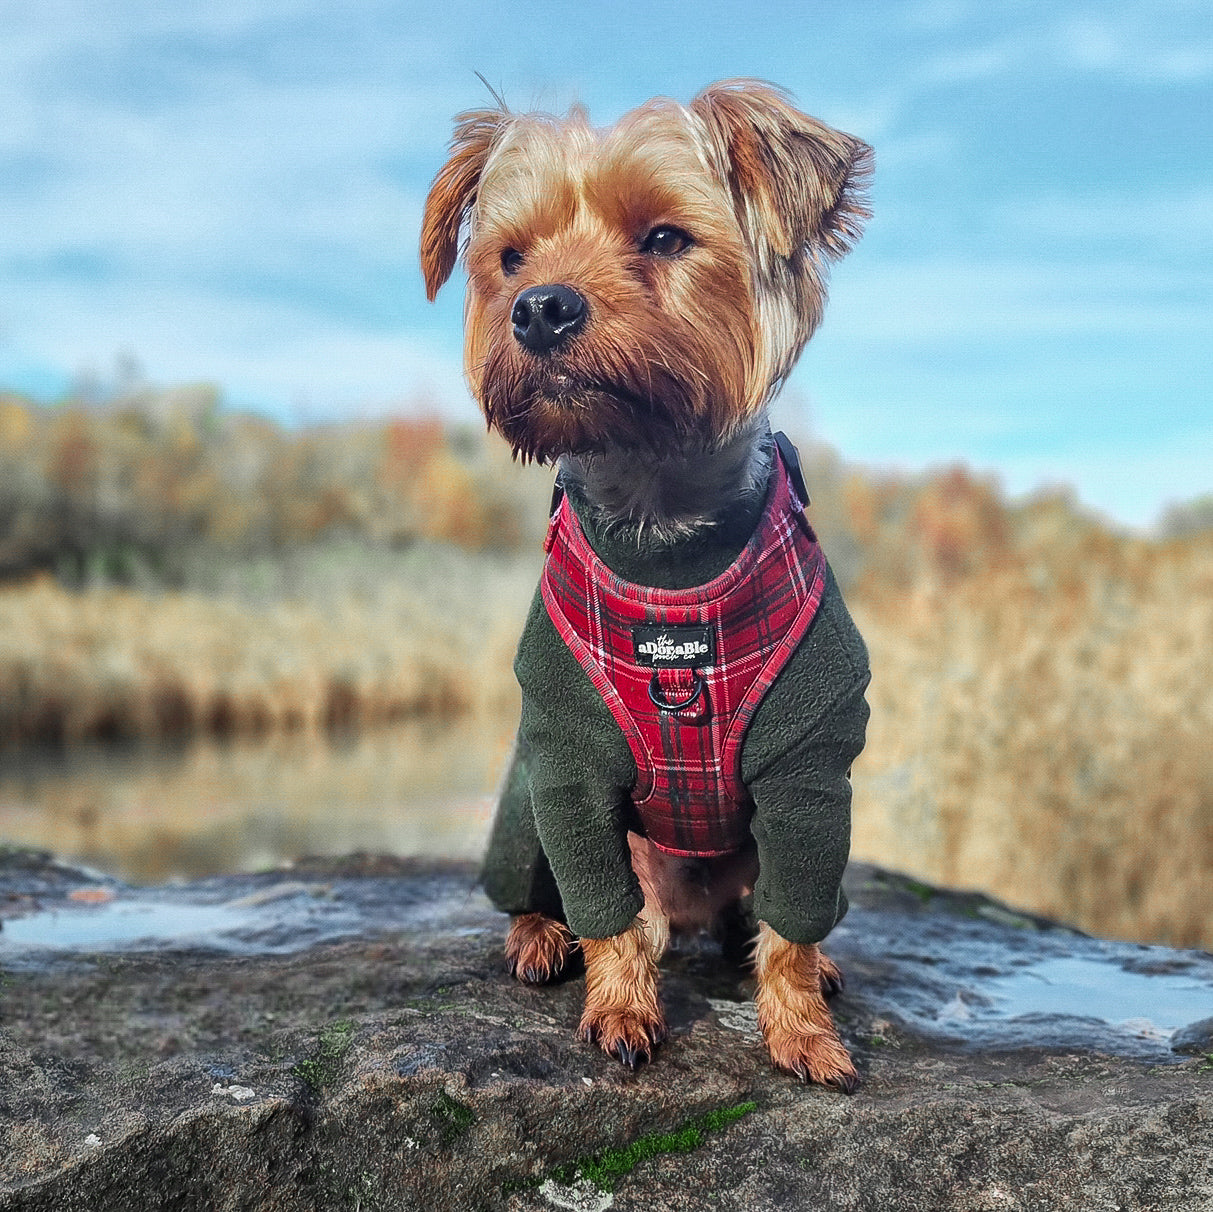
1, 853, 1211, 1211
1172, 1017, 1213, 1056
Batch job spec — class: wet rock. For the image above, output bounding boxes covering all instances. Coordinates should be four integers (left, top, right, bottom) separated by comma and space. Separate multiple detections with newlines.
1, 854, 1211, 1211
1171, 1016, 1213, 1056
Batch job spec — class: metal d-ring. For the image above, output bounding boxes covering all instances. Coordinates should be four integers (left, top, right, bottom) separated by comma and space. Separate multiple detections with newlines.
648, 671, 705, 713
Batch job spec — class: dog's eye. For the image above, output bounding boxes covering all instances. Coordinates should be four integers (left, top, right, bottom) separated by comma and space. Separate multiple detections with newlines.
501, 248, 524, 276
641, 226, 693, 258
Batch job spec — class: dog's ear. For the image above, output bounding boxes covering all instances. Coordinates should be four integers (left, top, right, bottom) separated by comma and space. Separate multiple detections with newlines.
690, 80, 872, 264
420, 109, 508, 301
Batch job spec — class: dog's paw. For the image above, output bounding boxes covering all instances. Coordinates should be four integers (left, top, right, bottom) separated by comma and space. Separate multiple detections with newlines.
753, 929, 857, 1093
578, 1006, 668, 1070
505, 913, 575, 985
818, 950, 846, 998
762, 1021, 858, 1093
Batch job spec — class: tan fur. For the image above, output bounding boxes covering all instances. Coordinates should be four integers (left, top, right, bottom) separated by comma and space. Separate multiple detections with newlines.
579, 918, 667, 1065
817, 948, 846, 996
627, 831, 759, 954
419, 108, 508, 302
423, 80, 869, 1086
753, 922, 857, 1091
504, 912, 575, 984
421, 79, 871, 470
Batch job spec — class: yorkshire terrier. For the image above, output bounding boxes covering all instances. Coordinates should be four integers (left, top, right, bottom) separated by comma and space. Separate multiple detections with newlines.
421, 80, 872, 1091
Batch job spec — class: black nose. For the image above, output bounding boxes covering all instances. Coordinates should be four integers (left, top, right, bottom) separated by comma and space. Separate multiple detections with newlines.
511, 284, 588, 354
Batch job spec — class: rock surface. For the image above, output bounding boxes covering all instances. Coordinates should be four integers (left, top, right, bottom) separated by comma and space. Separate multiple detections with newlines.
1, 850, 1211, 1211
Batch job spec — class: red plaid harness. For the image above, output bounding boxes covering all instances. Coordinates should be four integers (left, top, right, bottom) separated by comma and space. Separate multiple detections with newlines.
540, 450, 827, 857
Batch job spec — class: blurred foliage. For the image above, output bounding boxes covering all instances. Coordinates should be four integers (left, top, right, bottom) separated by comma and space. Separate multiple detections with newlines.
0, 383, 1208, 594
1158, 493, 1213, 540
0, 387, 550, 587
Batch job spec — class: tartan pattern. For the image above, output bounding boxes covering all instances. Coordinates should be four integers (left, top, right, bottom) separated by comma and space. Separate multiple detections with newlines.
540, 452, 827, 857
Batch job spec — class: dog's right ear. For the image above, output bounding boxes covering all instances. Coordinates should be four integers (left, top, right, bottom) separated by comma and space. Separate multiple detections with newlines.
420, 109, 508, 301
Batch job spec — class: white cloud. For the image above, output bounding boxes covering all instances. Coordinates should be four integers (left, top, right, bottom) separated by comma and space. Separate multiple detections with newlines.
1054, 11, 1213, 83
900, 0, 983, 32
916, 39, 1026, 86
997, 188, 1213, 256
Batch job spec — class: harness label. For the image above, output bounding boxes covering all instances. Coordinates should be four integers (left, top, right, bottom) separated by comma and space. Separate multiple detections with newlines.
630, 624, 716, 668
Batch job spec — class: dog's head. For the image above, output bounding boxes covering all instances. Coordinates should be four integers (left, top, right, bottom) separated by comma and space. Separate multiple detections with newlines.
421, 80, 871, 462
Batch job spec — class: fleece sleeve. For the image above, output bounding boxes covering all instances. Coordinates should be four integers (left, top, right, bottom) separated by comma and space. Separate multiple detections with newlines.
511, 587, 643, 939
741, 568, 871, 945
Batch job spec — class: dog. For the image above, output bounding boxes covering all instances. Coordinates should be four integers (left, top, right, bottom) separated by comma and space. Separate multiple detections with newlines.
420, 80, 872, 1091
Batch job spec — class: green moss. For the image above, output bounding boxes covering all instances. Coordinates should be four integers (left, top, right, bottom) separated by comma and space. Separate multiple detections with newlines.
548, 1100, 758, 1193
430, 1090, 476, 1145
1199, 1053, 1213, 1073
292, 1018, 355, 1092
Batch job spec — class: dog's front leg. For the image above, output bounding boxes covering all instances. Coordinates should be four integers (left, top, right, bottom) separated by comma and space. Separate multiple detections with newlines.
579, 917, 667, 1068
753, 922, 857, 1092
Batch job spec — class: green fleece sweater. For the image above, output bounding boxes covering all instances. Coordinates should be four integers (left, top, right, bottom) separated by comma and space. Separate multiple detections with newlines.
480, 470, 870, 946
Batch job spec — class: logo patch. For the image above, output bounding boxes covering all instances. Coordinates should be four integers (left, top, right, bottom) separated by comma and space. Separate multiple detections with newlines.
631, 625, 716, 668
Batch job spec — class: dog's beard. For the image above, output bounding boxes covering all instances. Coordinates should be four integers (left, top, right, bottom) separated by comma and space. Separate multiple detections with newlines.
479, 337, 723, 465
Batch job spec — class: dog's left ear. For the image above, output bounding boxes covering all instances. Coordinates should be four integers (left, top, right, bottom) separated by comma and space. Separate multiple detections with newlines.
690, 80, 872, 263
420, 108, 509, 301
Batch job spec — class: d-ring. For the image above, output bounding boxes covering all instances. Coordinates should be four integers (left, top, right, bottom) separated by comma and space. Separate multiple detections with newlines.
648, 672, 704, 712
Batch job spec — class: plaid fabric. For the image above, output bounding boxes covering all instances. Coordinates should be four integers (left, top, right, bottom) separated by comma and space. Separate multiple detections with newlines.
540, 451, 827, 857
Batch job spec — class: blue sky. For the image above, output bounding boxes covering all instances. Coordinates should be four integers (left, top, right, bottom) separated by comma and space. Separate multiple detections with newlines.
1, 0, 1210, 527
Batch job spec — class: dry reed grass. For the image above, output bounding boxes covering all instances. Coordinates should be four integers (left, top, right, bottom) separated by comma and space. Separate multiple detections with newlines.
849, 490, 1213, 950
0, 548, 534, 748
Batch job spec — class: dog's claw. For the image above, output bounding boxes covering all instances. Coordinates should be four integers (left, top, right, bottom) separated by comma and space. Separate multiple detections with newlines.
818, 953, 846, 998
761, 1012, 858, 1092
615, 1042, 640, 1069
578, 1010, 664, 1068
825, 1070, 858, 1096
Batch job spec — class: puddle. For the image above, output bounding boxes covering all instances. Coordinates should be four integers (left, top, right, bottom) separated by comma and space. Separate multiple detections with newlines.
1, 900, 257, 951
836, 909, 1213, 1058
0, 871, 492, 962
0, 881, 374, 957
984, 956, 1211, 1034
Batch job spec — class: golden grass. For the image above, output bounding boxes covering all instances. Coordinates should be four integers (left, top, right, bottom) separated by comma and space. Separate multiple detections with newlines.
851, 502, 1213, 949
0, 550, 533, 748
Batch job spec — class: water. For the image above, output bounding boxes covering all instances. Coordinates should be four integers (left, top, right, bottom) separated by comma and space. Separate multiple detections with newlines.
0, 873, 494, 958
0, 718, 511, 882
985, 955, 1211, 1034
833, 901, 1213, 1056
2, 900, 257, 950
